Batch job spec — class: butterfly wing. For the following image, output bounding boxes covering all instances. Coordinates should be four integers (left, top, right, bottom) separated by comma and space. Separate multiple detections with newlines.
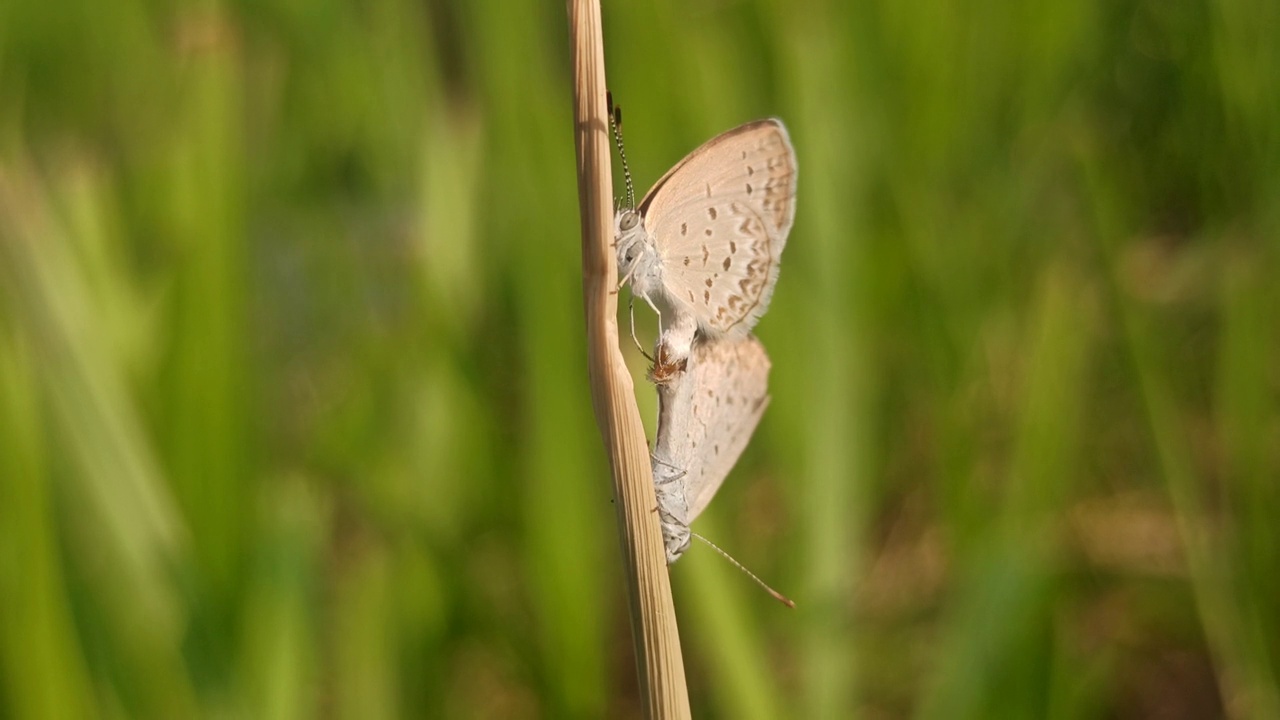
681, 336, 772, 521
640, 120, 797, 336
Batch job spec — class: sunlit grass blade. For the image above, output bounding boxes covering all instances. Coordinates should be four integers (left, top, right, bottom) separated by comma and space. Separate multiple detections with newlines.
0, 165, 195, 717
0, 323, 97, 719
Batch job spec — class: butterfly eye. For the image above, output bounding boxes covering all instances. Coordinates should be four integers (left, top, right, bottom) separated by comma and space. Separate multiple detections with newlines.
619, 212, 639, 231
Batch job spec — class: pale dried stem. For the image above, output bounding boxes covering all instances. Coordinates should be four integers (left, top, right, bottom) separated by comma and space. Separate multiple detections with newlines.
565, 1, 690, 717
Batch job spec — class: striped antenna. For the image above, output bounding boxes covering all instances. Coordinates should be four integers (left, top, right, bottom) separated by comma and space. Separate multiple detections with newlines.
606, 91, 635, 209
692, 532, 795, 608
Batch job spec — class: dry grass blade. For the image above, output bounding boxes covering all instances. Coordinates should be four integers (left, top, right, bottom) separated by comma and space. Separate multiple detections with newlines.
565, 0, 691, 717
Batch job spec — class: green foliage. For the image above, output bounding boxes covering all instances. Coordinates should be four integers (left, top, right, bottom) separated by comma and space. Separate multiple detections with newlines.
1, 0, 1276, 717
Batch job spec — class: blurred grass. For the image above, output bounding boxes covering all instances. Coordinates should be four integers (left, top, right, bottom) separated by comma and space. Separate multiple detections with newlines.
0, 0, 1277, 718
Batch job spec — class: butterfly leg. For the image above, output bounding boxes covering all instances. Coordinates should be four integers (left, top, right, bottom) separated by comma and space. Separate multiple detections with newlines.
652, 456, 687, 479
642, 294, 665, 350
650, 455, 687, 513
627, 296, 655, 361
614, 263, 638, 294
643, 294, 663, 330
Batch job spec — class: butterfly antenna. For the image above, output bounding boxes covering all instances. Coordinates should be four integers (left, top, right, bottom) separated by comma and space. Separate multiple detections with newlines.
607, 91, 636, 209
691, 532, 796, 608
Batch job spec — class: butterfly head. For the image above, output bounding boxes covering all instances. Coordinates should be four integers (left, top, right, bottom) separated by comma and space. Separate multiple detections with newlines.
614, 209, 661, 296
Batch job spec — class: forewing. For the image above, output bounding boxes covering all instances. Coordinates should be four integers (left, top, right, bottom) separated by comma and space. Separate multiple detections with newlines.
640, 119, 797, 239
640, 120, 796, 335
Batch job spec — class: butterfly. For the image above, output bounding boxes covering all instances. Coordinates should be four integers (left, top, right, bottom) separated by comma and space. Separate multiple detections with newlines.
613, 117, 797, 367
651, 333, 771, 564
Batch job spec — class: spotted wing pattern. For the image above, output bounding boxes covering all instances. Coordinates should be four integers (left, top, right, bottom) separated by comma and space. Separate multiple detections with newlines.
640, 120, 797, 337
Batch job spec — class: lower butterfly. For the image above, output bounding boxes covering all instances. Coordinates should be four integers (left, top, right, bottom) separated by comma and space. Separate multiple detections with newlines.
650, 330, 793, 607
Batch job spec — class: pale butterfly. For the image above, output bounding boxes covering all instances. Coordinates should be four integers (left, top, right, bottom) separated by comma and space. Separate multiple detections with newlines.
610, 104, 797, 368
650, 330, 793, 606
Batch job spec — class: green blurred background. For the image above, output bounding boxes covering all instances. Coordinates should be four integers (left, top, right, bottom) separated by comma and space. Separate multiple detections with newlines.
1, 0, 1277, 718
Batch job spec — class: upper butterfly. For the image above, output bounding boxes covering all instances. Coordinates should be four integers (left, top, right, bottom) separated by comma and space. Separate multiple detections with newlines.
614, 119, 797, 351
